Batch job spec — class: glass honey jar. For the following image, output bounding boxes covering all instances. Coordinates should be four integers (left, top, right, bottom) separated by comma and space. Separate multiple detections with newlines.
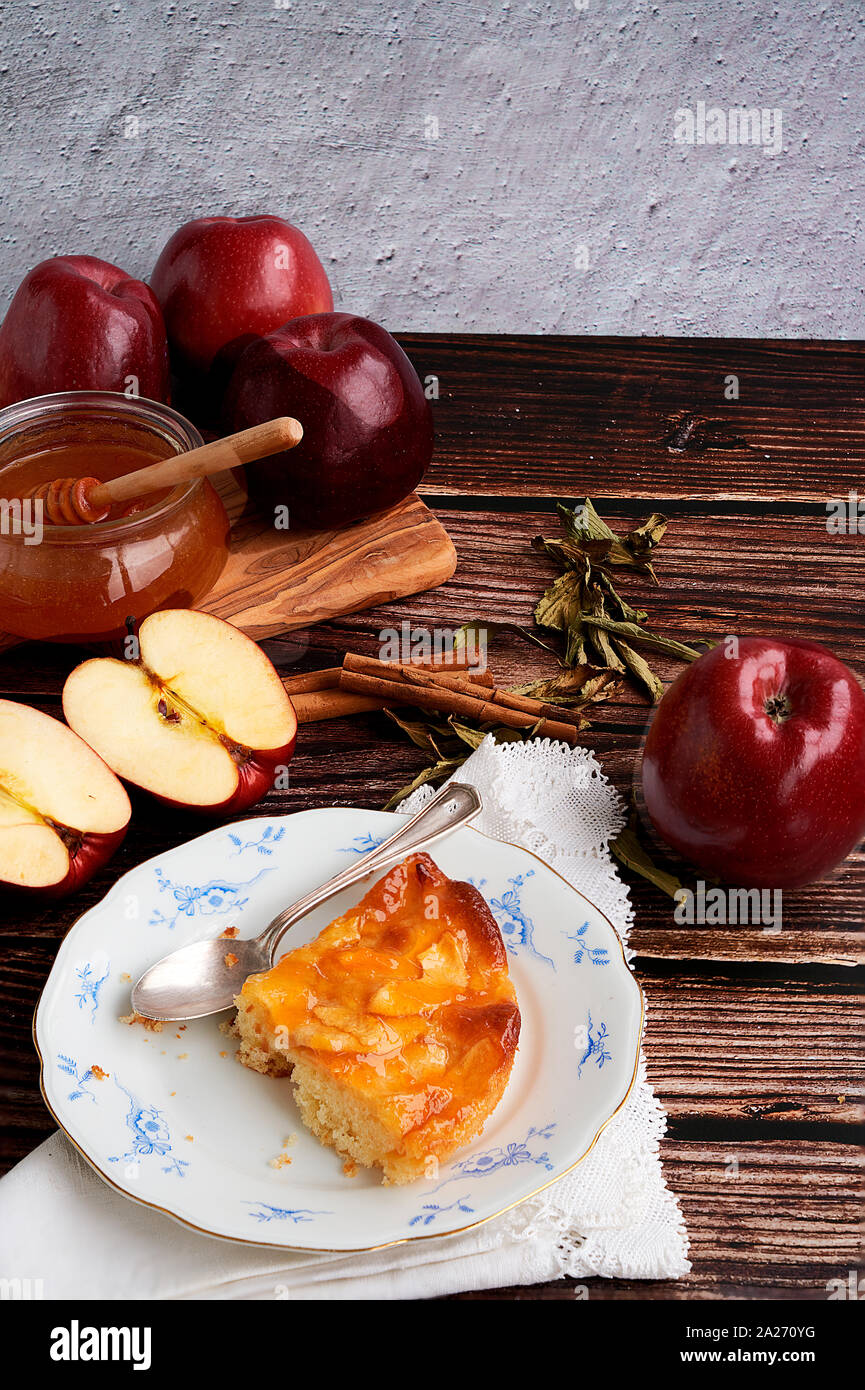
0, 391, 230, 645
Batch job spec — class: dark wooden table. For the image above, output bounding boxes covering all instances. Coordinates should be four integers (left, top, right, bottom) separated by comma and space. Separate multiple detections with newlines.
2, 336, 863, 1299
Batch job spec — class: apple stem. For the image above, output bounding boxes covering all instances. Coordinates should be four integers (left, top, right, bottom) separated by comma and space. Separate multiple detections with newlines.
765, 692, 793, 724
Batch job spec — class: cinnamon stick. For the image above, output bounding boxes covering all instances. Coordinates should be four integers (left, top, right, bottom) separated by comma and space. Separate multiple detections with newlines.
291, 689, 388, 722
338, 669, 581, 745
341, 653, 583, 728
283, 667, 344, 695
284, 655, 492, 722
283, 654, 488, 698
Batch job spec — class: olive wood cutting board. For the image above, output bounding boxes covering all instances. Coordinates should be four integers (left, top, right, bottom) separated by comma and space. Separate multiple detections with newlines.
0, 474, 457, 652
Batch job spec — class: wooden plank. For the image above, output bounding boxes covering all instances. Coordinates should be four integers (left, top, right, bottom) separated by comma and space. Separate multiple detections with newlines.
631, 928, 864, 968
640, 971, 864, 1126
450, 1140, 864, 1297
399, 334, 865, 503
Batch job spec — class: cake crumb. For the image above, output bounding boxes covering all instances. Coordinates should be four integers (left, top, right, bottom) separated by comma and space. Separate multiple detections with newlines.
184, 1134, 194, 1142
90, 1064, 109, 1081
221, 926, 239, 939
177, 1053, 188, 1060
224, 952, 239, 968
219, 1050, 228, 1058
342, 1160, 358, 1178
119, 972, 131, 983
118, 1012, 163, 1033
268, 1153, 293, 1170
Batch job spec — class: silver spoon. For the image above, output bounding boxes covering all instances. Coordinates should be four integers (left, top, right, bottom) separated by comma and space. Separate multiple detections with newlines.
131, 782, 482, 1022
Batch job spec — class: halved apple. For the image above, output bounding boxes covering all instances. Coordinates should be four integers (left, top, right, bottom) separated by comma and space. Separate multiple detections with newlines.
0, 699, 131, 896
63, 610, 297, 815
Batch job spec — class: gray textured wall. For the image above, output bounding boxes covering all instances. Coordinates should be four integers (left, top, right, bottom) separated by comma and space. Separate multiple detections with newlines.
0, 0, 862, 337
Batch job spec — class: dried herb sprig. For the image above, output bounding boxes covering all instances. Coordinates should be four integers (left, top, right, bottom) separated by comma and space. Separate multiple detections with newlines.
380, 500, 708, 897
530, 499, 708, 701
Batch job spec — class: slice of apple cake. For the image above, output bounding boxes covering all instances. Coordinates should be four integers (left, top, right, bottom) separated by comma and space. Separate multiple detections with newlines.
234, 851, 520, 1184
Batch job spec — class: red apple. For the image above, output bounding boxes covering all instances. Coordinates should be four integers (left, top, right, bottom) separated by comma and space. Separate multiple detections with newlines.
0, 699, 130, 897
642, 637, 865, 888
62, 610, 297, 816
0, 255, 170, 409
222, 311, 434, 529
150, 214, 333, 383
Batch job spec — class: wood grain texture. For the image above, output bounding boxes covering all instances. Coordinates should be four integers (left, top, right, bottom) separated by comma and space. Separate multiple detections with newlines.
400, 335, 865, 503
200, 478, 457, 639
1, 335, 862, 1301
446, 1141, 865, 1299
642, 970, 864, 1126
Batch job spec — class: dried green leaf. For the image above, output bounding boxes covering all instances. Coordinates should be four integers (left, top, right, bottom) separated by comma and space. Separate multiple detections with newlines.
453, 618, 560, 661
383, 708, 450, 758
381, 757, 467, 811
612, 639, 665, 703
531, 535, 596, 574
509, 665, 620, 707
597, 572, 648, 625
555, 498, 667, 578
610, 826, 684, 899
488, 724, 529, 744
581, 582, 627, 673
581, 614, 705, 663
557, 498, 617, 545
447, 719, 488, 751
533, 571, 583, 633
624, 512, 668, 575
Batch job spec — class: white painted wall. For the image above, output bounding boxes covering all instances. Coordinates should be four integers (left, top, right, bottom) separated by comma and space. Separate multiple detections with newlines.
0, 0, 862, 336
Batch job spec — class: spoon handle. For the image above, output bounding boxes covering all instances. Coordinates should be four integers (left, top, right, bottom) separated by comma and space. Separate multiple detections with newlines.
89, 417, 303, 508
258, 782, 482, 962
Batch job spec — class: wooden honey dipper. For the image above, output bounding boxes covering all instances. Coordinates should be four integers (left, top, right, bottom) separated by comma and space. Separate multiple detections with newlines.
28, 416, 303, 525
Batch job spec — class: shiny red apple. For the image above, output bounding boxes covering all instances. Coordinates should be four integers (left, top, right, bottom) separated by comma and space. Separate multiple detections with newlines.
222, 311, 434, 529
63, 610, 297, 816
150, 214, 333, 384
0, 255, 170, 409
642, 637, 865, 888
0, 699, 131, 897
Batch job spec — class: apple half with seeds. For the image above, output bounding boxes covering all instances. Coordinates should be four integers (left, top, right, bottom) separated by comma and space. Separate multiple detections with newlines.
63, 610, 297, 815
0, 699, 131, 896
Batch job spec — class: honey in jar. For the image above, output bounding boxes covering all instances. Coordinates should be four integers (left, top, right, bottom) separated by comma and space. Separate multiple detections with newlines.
0, 391, 230, 645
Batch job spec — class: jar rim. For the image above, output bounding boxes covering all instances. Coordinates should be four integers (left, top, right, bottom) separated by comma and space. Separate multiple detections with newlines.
0, 390, 206, 537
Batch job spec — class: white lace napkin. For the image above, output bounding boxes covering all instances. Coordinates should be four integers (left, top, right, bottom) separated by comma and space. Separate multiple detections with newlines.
0, 737, 689, 1298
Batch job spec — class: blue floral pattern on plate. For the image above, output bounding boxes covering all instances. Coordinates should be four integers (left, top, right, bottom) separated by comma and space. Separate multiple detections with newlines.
107, 1076, 188, 1177
245, 1203, 332, 1224
338, 832, 386, 855
566, 920, 610, 966
149, 865, 274, 929
576, 1010, 612, 1077
57, 1054, 99, 1103
227, 825, 286, 858
73, 960, 110, 1022
471, 871, 555, 969
409, 1195, 474, 1228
